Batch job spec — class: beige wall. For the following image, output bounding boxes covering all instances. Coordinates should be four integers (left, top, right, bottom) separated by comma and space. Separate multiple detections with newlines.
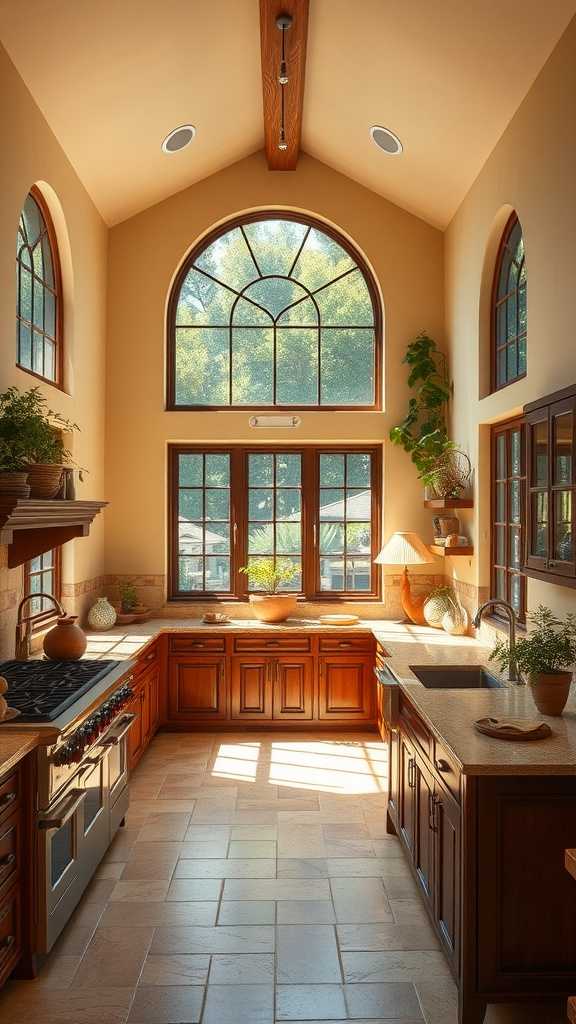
445, 16, 576, 620
105, 151, 445, 610
0, 44, 108, 653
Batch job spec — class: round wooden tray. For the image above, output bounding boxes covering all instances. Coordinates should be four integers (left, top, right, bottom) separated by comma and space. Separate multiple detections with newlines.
474, 717, 552, 741
318, 614, 359, 626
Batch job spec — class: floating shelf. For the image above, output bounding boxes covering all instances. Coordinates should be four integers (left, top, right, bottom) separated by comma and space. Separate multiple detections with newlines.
0, 498, 108, 568
424, 498, 473, 510
430, 544, 473, 557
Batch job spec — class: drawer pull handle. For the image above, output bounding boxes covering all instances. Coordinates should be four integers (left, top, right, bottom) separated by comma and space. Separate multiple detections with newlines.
0, 934, 14, 951
338, 641, 353, 648
435, 758, 450, 773
407, 757, 416, 789
0, 854, 16, 869
265, 640, 280, 646
145, 651, 156, 660
0, 793, 16, 808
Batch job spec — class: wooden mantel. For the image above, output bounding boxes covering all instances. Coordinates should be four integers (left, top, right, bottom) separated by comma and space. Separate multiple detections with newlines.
0, 498, 107, 567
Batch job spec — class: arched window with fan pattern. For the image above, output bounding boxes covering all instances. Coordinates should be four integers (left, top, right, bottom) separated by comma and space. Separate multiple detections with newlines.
16, 187, 63, 386
492, 213, 526, 391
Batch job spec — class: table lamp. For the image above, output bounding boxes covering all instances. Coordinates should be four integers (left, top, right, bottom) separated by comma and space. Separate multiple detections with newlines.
374, 531, 435, 625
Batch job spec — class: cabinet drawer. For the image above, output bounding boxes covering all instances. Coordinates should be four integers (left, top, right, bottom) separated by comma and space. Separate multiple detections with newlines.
0, 772, 19, 825
319, 634, 373, 653
135, 645, 159, 672
433, 740, 461, 803
0, 813, 19, 898
170, 636, 226, 653
400, 697, 431, 758
234, 635, 311, 653
0, 886, 20, 982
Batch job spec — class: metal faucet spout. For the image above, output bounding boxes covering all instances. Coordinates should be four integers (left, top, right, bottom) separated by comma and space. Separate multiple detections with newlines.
473, 598, 522, 684
15, 593, 66, 661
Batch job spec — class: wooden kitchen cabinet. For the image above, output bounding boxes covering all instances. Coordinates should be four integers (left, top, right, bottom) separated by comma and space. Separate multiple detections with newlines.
273, 656, 313, 720
413, 750, 435, 914
0, 762, 25, 989
126, 687, 144, 770
398, 731, 416, 855
127, 644, 162, 770
433, 782, 460, 973
168, 655, 228, 722
231, 656, 272, 720
318, 654, 374, 720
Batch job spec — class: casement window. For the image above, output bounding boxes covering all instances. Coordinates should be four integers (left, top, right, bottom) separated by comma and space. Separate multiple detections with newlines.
24, 547, 62, 632
169, 445, 381, 600
167, 212, 382, 410
491, 212, 526, 391
491, 420, 526, 623
16, 187, 63, 387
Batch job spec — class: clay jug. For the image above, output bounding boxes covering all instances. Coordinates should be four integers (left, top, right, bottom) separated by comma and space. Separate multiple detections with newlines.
43, 615, 87, 660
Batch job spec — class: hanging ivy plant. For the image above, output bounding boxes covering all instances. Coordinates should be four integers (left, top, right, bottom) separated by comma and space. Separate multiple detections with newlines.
389, 332, 454, 488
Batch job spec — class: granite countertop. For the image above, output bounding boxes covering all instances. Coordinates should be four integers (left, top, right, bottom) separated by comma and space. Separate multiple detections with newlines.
0, 731, 44, 778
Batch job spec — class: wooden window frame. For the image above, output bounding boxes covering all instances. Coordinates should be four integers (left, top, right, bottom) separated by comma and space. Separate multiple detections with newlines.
23, 545, 62, 634
16, 185, 64, 389
490, 212, 526, 393
490, 418, 527, 624
168, 443, 382, 602
166, 210, 382, 411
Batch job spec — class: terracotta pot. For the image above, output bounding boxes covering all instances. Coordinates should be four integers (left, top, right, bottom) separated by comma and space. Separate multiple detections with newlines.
0, 471, 30, 497
27, 463, 64, 499
249, 593, 297, 623
528, 671, 573, 716
43, 615, 87, 660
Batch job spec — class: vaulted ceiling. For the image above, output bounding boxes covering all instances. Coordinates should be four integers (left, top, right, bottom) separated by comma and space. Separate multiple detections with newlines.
1, 0, 574, 227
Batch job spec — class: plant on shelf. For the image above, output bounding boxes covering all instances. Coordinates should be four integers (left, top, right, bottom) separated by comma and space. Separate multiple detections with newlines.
490, 605, 576, 716
0, 386, 82, 499
389, 332, 470, 498
240, 558, 300, 623
118, 579, 138, 614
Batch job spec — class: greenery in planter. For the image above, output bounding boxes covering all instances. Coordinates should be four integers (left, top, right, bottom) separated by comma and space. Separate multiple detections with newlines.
118, 579, 138, 613
490, 605, 576, 678
240, 558, 300, 593
0, 386, 81, 470
389, 332, 456, 489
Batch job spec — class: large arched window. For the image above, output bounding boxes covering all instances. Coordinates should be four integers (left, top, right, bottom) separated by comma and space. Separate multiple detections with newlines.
16, 187, 63, 386
167, 213, 381, 409
492, 213, 526, 391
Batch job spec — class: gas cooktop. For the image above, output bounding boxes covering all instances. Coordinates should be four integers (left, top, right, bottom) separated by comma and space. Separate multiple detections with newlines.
0, 660, 122, 722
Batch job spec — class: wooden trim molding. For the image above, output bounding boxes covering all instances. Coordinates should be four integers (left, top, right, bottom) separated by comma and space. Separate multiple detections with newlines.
260, 0, 309, 170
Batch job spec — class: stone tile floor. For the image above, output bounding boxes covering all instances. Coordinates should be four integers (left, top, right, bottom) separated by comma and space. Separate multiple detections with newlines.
0, 731, 566, 1023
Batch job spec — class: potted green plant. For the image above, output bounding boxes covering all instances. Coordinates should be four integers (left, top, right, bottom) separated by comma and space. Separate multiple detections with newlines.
0, 387, 81, 499
240, 558, 300, 623
118, 579, 138, 614
0, 438, 31, 497
490, 605, 576, 715
389, 332, 471, 498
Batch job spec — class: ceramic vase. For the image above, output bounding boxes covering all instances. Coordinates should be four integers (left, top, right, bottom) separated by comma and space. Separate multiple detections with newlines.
44, 616, 87, 660
528, 671, 572, 716
88, 596, 117, 631
442, 604, 469, 635
27, 464, 64, 499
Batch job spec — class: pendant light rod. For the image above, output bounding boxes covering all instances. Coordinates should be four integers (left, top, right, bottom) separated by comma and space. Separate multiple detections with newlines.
276, 13, 292, 151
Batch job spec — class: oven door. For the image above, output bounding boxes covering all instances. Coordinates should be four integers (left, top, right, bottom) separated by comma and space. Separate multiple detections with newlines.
78, 748, 110, 879
37, 786, 87, 953
101, 714, 134, 828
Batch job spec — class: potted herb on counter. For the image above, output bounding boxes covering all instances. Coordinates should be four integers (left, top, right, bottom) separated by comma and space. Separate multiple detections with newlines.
240, 558, 300, 623
490, 605, 576, 716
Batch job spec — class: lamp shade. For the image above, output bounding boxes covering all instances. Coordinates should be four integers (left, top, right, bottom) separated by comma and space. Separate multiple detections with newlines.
374, 531, 435, 566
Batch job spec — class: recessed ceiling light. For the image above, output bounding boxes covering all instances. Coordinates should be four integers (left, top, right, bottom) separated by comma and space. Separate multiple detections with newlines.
370, 125, 403, 156
162, 125, 196, 154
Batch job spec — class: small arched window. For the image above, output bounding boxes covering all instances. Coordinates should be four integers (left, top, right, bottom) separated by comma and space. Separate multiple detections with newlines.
167, 213, 381, 409
492, 213, 526, 391
16, 187, 63, 386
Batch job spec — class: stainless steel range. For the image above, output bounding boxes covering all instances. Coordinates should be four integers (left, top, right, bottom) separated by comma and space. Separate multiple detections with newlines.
0, 659, 135, 956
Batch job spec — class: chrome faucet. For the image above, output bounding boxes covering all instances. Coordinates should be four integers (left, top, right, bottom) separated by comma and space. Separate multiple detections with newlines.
15, 593, 66, 661
473, 599, 521, 683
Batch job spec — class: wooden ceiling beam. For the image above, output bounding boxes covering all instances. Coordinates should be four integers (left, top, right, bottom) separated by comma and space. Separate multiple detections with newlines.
260, 0, 309, 170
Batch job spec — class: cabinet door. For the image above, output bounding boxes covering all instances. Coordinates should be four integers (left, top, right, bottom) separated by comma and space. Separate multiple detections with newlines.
526, 408, 550, 572
127, 692, 144, 770
433, 783, 460, 973
140, 678, 151, 744
318, 656, 373, 720
149, 668, 160, 733
388, 726, 400, 826
168, 656, 228, 721
273, 657, 313, 720
414, 752, 435, 912
398, 732, 416, 857
550, 398, 575, 577
231, 657, 272, 720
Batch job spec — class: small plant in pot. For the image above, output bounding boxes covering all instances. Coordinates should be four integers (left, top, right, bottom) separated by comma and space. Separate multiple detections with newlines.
240, 559, 300, 623
0, 386, 82, 499
0, 438, 31, 497
490, 605, 576, 716
118, 580, 138, 614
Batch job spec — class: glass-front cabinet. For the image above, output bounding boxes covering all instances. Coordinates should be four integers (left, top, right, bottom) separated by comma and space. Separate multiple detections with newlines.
525, 388, 576, 584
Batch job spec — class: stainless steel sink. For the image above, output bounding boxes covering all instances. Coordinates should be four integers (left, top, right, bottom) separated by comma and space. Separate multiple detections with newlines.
410, 665, 505, 689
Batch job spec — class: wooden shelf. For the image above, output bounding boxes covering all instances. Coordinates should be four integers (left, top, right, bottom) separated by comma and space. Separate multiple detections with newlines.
430, 544, 473, 557
424, 498, 473, 510
0, 498, 107, 568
